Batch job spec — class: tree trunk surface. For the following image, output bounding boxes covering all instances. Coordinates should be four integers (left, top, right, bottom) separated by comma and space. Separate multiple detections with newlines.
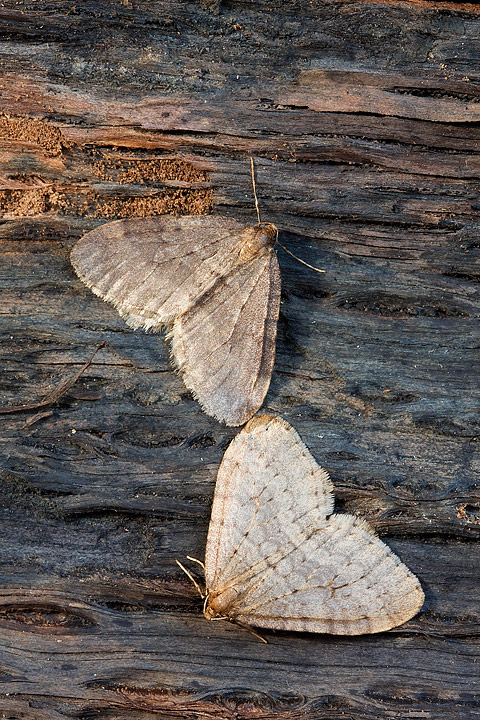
0, 1, 479, 719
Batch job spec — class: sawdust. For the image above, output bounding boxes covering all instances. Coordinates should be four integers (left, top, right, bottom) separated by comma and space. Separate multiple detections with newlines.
0, 114, 66, 156
456, 503, 480, 525
0, 186, 211, 219
93, 189, 213, 218
92, 157, 208, 185
1, 134, 211, 218
0, 189, 59, 216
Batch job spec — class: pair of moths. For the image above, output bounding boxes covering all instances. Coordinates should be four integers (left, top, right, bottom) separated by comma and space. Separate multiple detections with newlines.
71, 213, 424, 636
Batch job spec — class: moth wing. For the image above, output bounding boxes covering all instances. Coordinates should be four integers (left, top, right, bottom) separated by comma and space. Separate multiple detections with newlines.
170, 255, 281, 426
232, 514, 424, 634
70, 216, 246, 330
205, 415, 424, 634
204, 414, 334, 587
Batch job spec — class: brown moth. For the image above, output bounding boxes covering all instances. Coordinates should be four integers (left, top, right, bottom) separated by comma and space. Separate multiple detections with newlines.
71, 215, 280, 425
200, 414, 424, 635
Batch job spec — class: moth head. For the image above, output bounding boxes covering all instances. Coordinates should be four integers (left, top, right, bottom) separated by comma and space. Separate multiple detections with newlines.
239, 223, 278, 261
203, 602, 218, 621
203, 586, 239, 620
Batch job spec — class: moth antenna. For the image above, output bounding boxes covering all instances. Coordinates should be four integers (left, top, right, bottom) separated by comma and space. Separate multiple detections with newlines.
276, 240, 326, 275
187, 555, 205, 570
176, 559, 205, 599
245, 626, 268, 644
249, 156, 262, 224
250, 157, 325, 274
209, 615, 268, 643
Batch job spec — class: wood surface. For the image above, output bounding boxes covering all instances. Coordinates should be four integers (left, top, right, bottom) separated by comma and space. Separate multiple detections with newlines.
0, 1, 479, 718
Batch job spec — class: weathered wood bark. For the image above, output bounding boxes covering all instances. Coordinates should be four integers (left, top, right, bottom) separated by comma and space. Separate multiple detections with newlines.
0, 1, 479, 718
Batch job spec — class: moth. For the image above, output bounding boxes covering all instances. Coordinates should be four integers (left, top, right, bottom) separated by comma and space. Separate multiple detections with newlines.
183, 415, 424, 635
71, 175, 283, 425
71, 215, 279, 426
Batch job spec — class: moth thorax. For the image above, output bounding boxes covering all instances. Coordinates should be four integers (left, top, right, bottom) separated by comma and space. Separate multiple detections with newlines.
239, 223, 277, 261
204, 586, 239, 620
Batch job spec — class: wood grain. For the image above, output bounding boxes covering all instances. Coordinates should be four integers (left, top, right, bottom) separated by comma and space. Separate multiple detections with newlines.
0, 0, 479, 718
